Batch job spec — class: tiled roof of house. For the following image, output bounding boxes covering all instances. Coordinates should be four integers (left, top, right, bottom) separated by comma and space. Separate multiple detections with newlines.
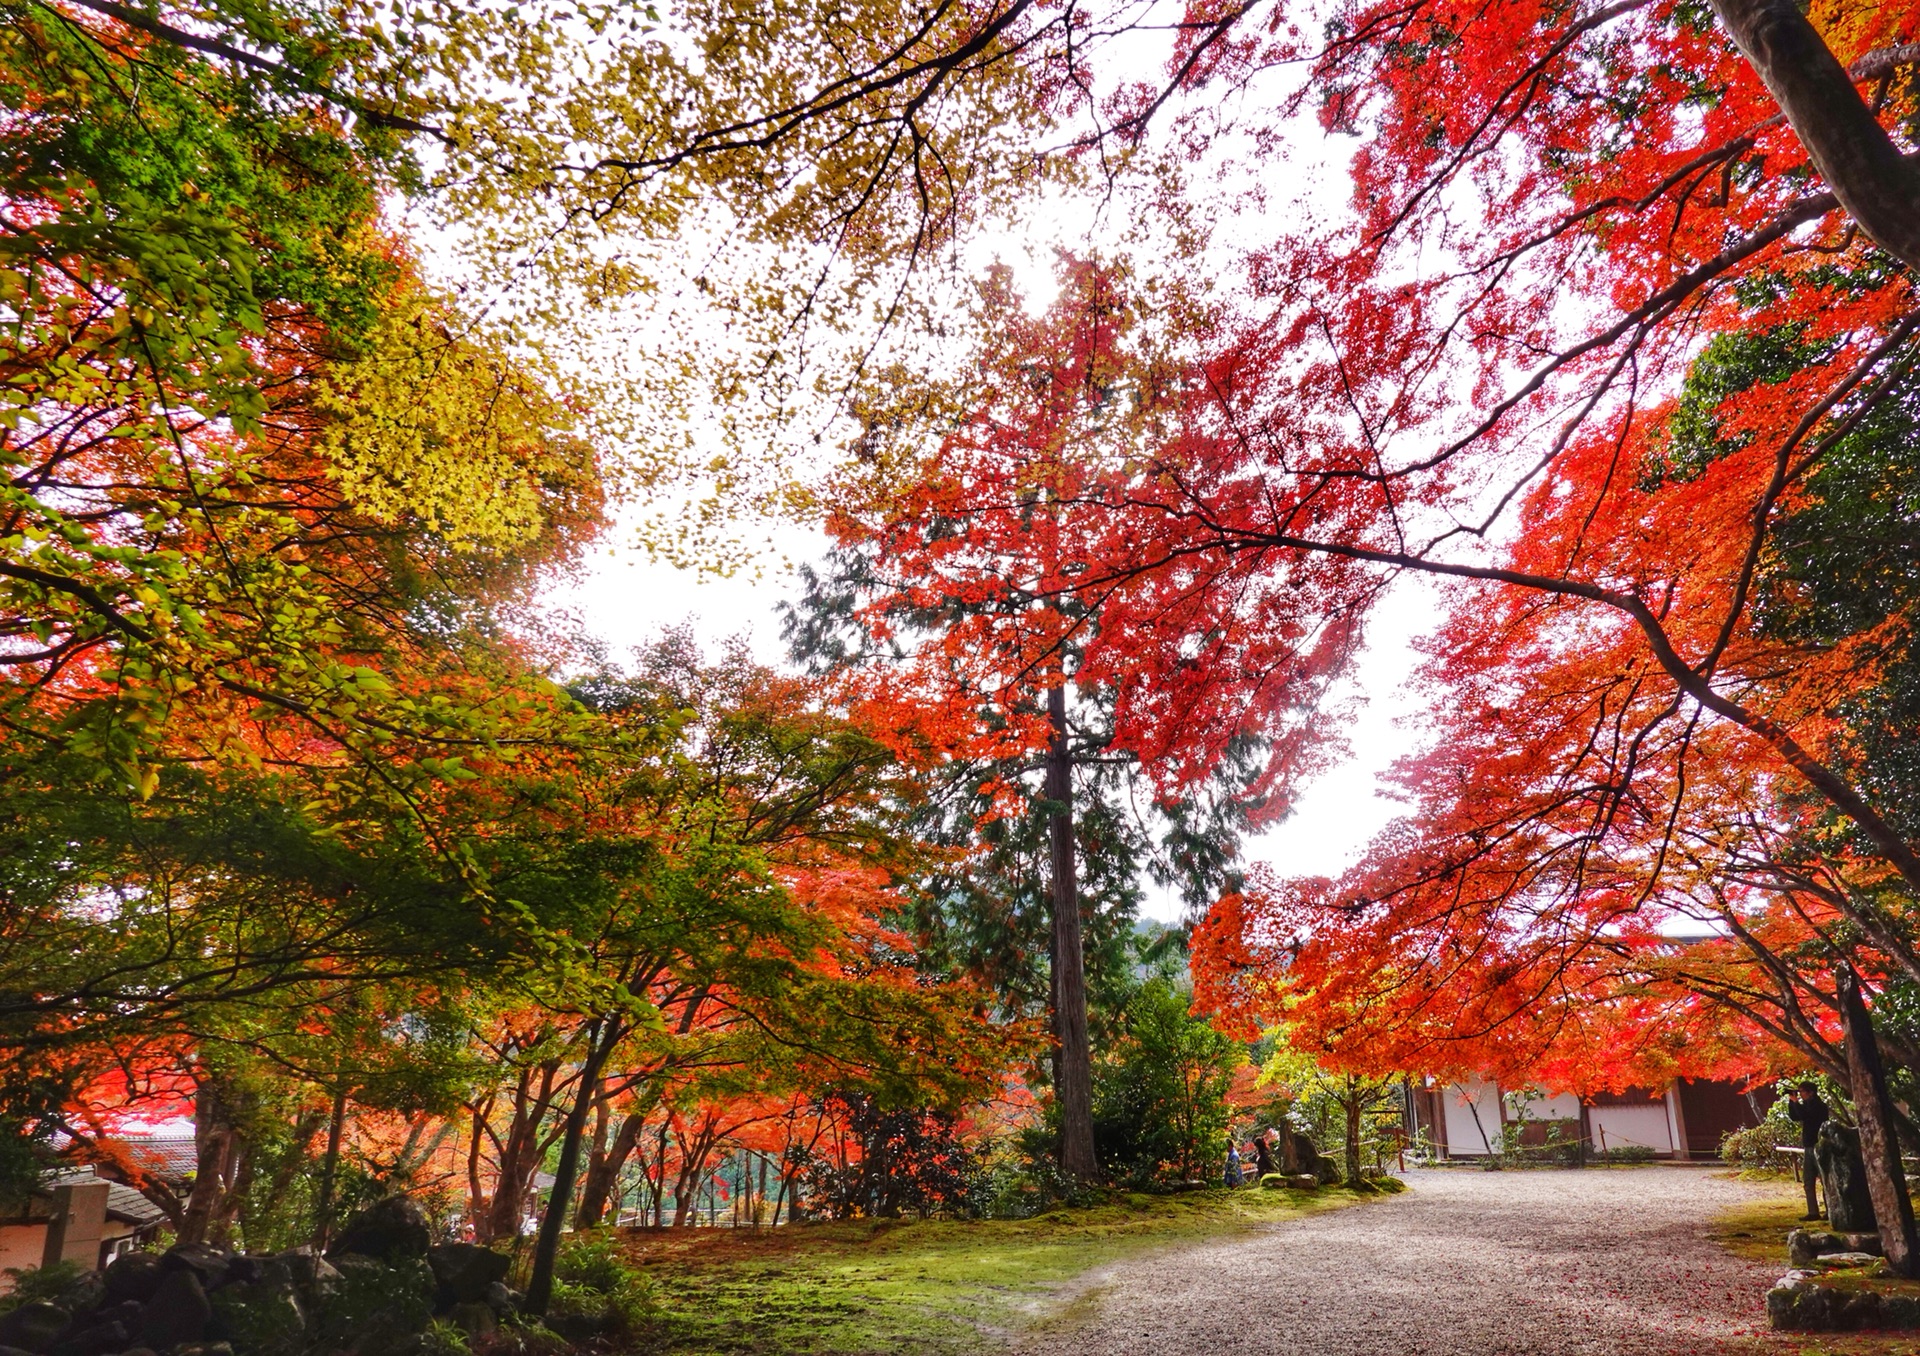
44, 1169, 167, 1227
104, 1134, 199, 1181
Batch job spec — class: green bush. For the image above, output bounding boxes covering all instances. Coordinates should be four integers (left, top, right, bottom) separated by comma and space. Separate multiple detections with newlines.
1722, 1094, 1799, 1174
0, 1260, 83, 1315
1601, 1144, 1657, 1164
1091, 979, 1241, 1188
548, 1232, 655, 1336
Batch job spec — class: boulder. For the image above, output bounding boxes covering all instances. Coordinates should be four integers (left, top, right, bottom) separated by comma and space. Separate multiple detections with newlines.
1847, 1232, 1885, 1254
274, 1250, 340, 1301
51, 1275, 105, 1319
1811, 1251, 1880, 1269
446, 1302, 497, 1342
1814, 1122, 1878, 1233
209, 1274, 307, 1353
426, 1244, 510, 1308
140, 1269, 212, 1350
172, 1344, 235, 1356
1787, 1228, 1847, 1267
162, 1244, 234, 1291
46, 1320, 129, 1356
104, 1254, 167, 1305
483, 1282, 521, 1316
0, 1304, 71, 1355
329, 1197, 431, 1263
316, 1255, 435, 1351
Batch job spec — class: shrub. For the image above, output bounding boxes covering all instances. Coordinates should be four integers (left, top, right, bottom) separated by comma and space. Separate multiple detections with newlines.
1091, 979, 1241, 1188
1602, 1144, 1657, 1164
548, 1232, 654, 1337
1722, 1095, 1799, 1174
0, 1260, 83, 1315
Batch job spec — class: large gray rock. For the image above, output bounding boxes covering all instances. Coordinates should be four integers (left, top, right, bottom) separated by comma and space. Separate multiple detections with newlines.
104, 1253, 167, 1304
0, 1304, 71, 1355
273, 1249, 339, 1302
329, 1197, 431, 1263
140, 1269, 212, 1350
426, 1244, 510, 1308
1815, 1121, 1878, 1233
209, 1273, 307, 1353
162, 1244, 234, 1291
1811, 1251, 1880, 1268
316, 1255, 434, 1354
446, 1302, 496, 1342
1788, 1228, 1847, 1266
45, 1319, 129, 1356
50, 1275, 104, 1319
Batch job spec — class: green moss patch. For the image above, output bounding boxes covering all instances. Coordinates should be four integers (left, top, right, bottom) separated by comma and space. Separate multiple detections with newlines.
616, 1186, 1382, 1354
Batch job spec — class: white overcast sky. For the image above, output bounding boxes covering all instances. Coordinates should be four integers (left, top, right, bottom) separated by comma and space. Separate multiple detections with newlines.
535, 11, 1434, 924
552, 526, 1436, 924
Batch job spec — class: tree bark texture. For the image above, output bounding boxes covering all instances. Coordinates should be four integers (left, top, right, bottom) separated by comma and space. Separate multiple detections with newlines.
576, 1111, 645, 1228
525, 1019, 618, 1315
314, 1086, 348, 1248
1839, 969, 1919, 1277
1711, 0, 1920, 271
1046, 682, 1098, 1182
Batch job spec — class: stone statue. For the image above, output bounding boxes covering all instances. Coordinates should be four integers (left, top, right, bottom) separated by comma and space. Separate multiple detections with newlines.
1815, 1120, 1878, 1233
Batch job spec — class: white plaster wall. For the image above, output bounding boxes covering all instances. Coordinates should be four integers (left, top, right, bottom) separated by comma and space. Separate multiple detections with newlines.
1513, 1089, 1582, 1121
1589, 1103, 1674, 1154
1441, 1080, 1503, 1155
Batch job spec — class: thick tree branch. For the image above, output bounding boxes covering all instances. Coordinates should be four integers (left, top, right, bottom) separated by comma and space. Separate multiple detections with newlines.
1711, 0, 1920, 270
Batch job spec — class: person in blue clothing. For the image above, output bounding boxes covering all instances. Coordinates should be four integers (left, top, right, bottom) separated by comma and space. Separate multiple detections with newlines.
1224, 1139, 1244, 1187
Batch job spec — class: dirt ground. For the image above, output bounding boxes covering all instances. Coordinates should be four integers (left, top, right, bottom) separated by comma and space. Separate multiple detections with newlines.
1012, 1166, 1797, 1356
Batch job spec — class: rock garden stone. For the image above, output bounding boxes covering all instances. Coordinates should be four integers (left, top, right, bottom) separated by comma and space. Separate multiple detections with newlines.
446, 1302, 497, 1342
329, 1197, 430, 1263
163, 1244, 235, 1290
274, 1250, 339, 1300
0, 1302, 71, 1354
104, 1253, 167, 1304
1815, 1121, 1878, 1233
426, 1244, 509, 1307
140, 1268, 213, 1350
47, 1318, 130, 1356
483, 1282, 521, 1316
210, 1274, 308, 1352
51, 1277, 104, 1318
1810, 1251, 1880, 1269
172, 1342, 235, 1356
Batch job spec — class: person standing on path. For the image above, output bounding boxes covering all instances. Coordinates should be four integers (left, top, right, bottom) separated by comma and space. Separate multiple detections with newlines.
1250, 1130, 1277, 1180
1788, 1083, 1830, 1220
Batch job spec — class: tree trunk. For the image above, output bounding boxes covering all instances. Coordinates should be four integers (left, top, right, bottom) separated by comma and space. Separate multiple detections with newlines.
180, 1078, 245, 1246
577, 1112, 645, 1228
1839, 970, 1919, 1277
314, 1087, 348, 1249
1046, 682, 1098, 1183
1344, 1095, 1364, 1185
1709, 0, 1920, 271
525, 1019, 618, 1316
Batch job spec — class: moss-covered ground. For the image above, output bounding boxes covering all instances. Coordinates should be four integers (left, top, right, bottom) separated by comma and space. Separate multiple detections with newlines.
615, 1185, 1383, 1355
1711, 1183, 1920, 1355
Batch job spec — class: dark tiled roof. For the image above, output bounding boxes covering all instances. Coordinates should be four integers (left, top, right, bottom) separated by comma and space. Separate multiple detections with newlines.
44, 1169, 167, 1227
107, 1134, 199, 1180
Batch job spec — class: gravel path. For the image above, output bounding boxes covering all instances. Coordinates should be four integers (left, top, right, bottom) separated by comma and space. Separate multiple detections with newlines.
1018, 1168, 1794, 1356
